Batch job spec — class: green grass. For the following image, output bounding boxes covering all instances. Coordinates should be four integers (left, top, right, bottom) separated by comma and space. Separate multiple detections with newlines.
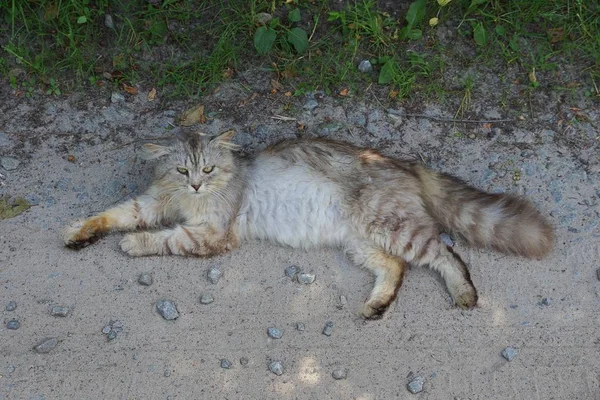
0, 0, 598, 100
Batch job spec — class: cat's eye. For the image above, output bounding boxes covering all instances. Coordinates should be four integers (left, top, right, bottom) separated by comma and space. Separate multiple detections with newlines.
202, 166, 214, 174
176, 167, 189, 175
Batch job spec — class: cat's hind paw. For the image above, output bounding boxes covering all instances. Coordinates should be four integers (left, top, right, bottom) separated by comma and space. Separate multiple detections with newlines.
120, 232, 156, 256
62, 221, 100, 250
450, 282, 478, 309
360, 300, 390, 320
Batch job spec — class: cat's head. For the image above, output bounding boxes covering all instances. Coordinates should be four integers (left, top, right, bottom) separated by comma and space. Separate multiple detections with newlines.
142, 130, 239, 196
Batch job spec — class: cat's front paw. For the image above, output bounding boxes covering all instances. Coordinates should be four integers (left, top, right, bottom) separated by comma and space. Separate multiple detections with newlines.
62, 221, 101, 250
360, 300, 389, 320
450, 282, 478, 309
120, 232, 156, 256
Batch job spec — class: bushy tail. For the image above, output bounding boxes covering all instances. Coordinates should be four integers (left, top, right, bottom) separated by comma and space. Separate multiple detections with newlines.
417, 167, 554, 258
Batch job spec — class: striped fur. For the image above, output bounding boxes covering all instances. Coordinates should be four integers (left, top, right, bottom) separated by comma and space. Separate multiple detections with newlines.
63, 133, 554, 319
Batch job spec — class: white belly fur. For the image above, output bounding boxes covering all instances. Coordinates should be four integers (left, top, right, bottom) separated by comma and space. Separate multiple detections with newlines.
236, 157, 350, 249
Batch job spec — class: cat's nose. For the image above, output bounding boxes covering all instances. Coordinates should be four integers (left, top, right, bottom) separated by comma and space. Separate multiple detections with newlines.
191, 184, 201, 191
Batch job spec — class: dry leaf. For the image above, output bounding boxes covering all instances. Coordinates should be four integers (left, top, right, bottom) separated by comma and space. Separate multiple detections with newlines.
339, 88, 349, 96
528, 68, 537, 84
297, 122, 305, 131
180, 104, 205, 126
482, 123, 492, 129
222, 67, 234, 79
284, 91, 292, 97
67, 155, 76, 163
147, 88, 157, 101
547, 28, 564, 44
123, 84, 138, 95
270, 79, 284, 92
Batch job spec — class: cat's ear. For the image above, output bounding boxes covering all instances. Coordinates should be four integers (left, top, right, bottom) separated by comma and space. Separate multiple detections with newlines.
211, 129, 239, 150
141, 143, 172, 159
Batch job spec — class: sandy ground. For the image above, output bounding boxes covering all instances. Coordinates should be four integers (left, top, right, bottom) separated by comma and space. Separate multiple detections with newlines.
1, 79, 599, 399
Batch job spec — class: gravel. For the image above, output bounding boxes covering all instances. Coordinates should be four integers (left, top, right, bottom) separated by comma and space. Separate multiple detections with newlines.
407, 375, 425, 394
110, 93, 125, 103
138, 273, 153, 286
303, 99, 319, 111
440, 232, 455, 247
284, 265, 299, 277
207, 267, 222, 284
0, 156, 20, 171
240, 357, 249, 366
5, 301, 17, 311
102, 325, 111, 334
51, 306, 70, 317
297, 273, 316, 284
156, 300, 179, 320
107, 331, 117, 341
502, 346, 518, 361
7, 320, 20, 330
540, 297, 552, 306
332, 369, 348, 380
199, 293, 214, 304
220, 359, 232, 369
267, 327, 283, 339
164, 369, 171, 377
358, 60, 373, 73
337, 295, 347, 309
296, 322, 305, 331
268, 361, 284, 376
34, 337, 58, 353
322, 321, 334, 336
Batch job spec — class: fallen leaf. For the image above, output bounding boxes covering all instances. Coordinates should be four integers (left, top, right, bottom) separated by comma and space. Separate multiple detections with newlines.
284, 91, 292, 97
565, 82, 580, 88
528, 68, 537, 84
0, 197, 31, 220
547, 27, 564, 43
297, 122, 305, 131
482, 123, 492, 129
180, 104, 205, 126
67, 155, 76, 163
123, 83, 138, 95
271, 79, 284, 92
102, 71, 113, 80
147, 88, 157, 101
222, 67, 234, 79
339, 88, 349, 96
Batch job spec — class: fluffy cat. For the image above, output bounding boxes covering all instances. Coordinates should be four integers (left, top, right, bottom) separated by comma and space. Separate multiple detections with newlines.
62, 130, 554, 319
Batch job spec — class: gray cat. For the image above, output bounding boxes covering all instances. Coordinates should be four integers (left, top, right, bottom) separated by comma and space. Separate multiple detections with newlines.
62, 130, 553, 319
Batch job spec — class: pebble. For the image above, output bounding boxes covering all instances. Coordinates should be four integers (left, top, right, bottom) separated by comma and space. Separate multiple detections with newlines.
332, 369, 348, 380
440, 232, 455, 247
5, 301, 17, 311
337, 295, 347, 309
540, 297, 552, 306
284, 265, 299, 277
164, 369, 171, 377
407, 376, 425, 394
156, 300, 179, 320
51, 306, 69, 317
107, 331, 117, 341
199, 293, 214, 304
104, 14, 114, 29
358, 59, 373, 73
220, 359, 232, 369
303, 99, 319, 111
1, 156, 20, 171
596, 268, 600, 281
502, 346, 517, 361
102, 325, 111, 334
138, 273, 153, 286
240, 357, 249, 366
269, 361, 284, 376
111, 93, 125, 103
322, 321, 334, 336
267, 327, 283, 339
297, 273, 316, 284
34, 337, 58, 353
7, 365, 16, 373
296, 322, 305, 331
207, 267, 222, 284
7, 320, 20, 330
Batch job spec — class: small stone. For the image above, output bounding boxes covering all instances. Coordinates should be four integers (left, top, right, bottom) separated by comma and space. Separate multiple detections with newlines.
303, 99, 319, 111
297, 273, 316, 284
240, 357, 249, 366
540, 297, 552, 306
104, 14, 114, 29
322, 321, 334, 336
102, 325, 111, 334
51, 306, 69, 317
164, 369, 171, 377
269, 361, 284, 376
338, 295, 347, 309
5, 301, 17, 311
332, 369, 347, 380
0, 157, 20, 171
207, 267, 222, 284
468, 133, 476, 139
267, 327, 283, 339
439, 232, 455, 247
407, 376, 425, 394
7, 320, 20, 330
255, 12, 272, 25
296, 322, 305, 331
7, 365, 16, 373
284, 265, 299, 277
34, 337, 58, 353
138, 273, 153, 286
107, 331, 117, 341
156, 300, 179, 320
220, 359, 232, 369
199, 293, 214, 304
111, 92, 125, 103
358, 59, 373, 73
596, 268, 600, 281
501, 346, 517, 361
